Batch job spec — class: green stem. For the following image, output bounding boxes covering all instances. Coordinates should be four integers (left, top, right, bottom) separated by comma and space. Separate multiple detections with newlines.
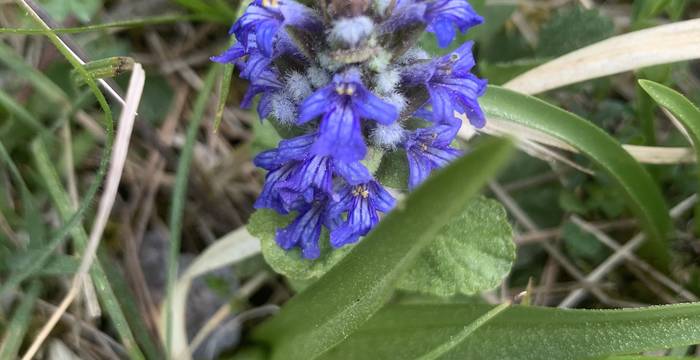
165, 66, 219, 358
0, 14, 203, 34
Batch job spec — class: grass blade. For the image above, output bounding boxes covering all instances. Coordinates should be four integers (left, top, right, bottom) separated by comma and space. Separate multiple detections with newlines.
639, 80, 700, 235
505, 19, 700, 95
31, 140, 144, 360
254, 137, 515, 360
214, 61, 235, 133
481, 85, 672, 269
323, 302, 700, 360
164, 65, 219, 359
0, 282, 41, 359
0, 14, 201, 34
416, 302, 511, 360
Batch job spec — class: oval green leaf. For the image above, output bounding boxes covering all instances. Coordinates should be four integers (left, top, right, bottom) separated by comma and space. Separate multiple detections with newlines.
323, 302, 700, 360
397, 196, 515, 296
481, 85, 672, 269
253, 137, 515, 360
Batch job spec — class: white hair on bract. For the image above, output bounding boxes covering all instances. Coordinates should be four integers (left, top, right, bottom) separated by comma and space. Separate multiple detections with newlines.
328, 16, 375, 48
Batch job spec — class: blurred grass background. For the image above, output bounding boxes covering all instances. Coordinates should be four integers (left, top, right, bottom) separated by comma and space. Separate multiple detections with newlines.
0, 0, 700, 358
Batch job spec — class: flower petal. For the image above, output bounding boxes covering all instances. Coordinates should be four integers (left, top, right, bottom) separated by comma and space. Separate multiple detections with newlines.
353, 90, 399, 125
333, 160, 372, 185
369, 182, 396, 213
329, 224, 361, 248
256, 20, 279, 57
210, 43, 246, 64
312, 104, 367, 162
277, 133, 316, 160
406, 148, 433, 190
430, 16, 456, 48
298, 86, 335, 124
423, 146, 461, 167
427, 85, 454, 124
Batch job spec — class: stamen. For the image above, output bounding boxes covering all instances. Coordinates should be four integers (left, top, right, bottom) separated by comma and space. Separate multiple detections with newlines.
262, 0, 280, 8
352, 185, 370, 198
335, 83, 357, 96
346, 84, 356, 96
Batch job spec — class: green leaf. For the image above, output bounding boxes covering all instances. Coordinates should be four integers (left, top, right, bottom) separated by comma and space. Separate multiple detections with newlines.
416, 302, 511, 360
251, 119, 282, 155
536, 6, 614, 57
253, 137, 514, 360
214, 37, 237, 132
600, 356, 697, 360
481, 85, 672, 269
247, 209, 353, 280
253, 197, 514, 297
2, 251, 79, 276
632, 0, 672, 27
397, 196, 515, 296
375, 149, 409, 190
479, 58, 549, 86
322, 302, 700, 360
639, 80, 700, 235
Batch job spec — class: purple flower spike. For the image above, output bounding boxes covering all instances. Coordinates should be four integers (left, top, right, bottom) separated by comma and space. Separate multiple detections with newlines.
328, 180, 395, 247
233, 0, 322, 57
214, 0, 486, 258
298, 69, 399, 162
403, 41, 487, 127
404, 124, 462, 190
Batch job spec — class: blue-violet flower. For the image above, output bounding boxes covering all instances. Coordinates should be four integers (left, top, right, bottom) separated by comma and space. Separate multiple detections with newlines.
214, 0, 486, 258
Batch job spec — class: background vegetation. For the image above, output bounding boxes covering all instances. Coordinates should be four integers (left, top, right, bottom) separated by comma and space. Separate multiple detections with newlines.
1, 0, 700, 359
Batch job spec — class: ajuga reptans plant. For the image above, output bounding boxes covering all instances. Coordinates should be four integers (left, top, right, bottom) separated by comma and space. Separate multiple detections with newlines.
213, 0, 486, 259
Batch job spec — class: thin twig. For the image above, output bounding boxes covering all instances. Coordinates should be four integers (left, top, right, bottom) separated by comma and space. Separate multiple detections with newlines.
559, 195, 697, 308
570, 214, 698, 302
489, 182, 612, 303
62, 122, 102, 319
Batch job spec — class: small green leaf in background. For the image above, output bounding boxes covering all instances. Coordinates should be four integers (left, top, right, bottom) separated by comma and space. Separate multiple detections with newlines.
251, 119, 283, 155
632, 0, 672, 28
136, 75, 174, 126
375, 149, 409, 190
247, 209, 353, 281
536, 5, 614, 57
253, 137, 514, 360
323, 302, 700, 360
397, 196, 515, 297
562, 221, 609, 268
